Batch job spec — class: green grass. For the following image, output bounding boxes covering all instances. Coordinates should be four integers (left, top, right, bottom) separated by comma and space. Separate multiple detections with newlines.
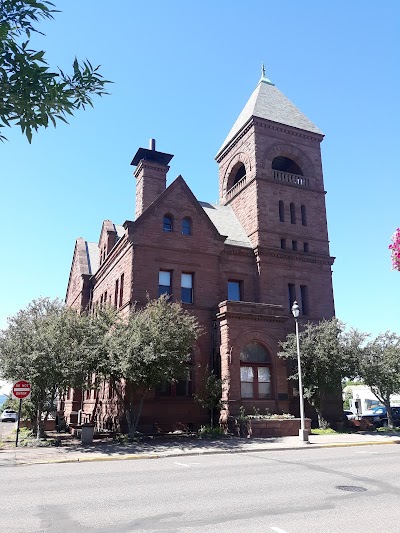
311, 428, 338, 435
377, 426, 400, 433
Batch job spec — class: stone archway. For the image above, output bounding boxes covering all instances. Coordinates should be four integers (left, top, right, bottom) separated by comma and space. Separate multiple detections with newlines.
261, 143, 317, 179
222, 151, 252, 196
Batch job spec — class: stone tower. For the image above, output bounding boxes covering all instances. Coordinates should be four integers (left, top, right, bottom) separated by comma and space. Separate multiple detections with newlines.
215, 68, 335, 321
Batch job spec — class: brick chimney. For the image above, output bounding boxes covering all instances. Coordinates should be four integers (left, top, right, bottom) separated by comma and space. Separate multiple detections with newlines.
131, 139, 174, 219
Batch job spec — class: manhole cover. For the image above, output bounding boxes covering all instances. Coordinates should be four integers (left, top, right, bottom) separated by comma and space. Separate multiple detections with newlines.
336, 485, 367, 492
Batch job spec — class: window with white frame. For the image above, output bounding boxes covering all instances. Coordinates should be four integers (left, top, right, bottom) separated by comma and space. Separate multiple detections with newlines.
181, 273, 193, 303
159, 270, 172, 297
240, 342, 272, 399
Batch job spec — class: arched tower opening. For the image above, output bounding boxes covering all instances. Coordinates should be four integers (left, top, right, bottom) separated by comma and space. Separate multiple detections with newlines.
272, 156, 303, 176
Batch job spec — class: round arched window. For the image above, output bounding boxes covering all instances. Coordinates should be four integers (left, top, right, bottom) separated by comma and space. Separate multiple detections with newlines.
240, 342, 272, 399
272, 156, 303, 176
233, 163, 246, 185
163, 214, 173, 232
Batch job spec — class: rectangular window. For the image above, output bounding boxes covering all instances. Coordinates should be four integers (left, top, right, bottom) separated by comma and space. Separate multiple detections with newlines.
258, 367, 271, 399
181, 273, 193, 303
303, 242, 309, 253
280, 238, 286, 250
159, 270, 172, 297
300, 285, 309, 315
279, 200, 285, 222
228, 280, 242, 301
240, 366, 254, 398
156, 367, 192, 397
292, 240, 298, 251
119, 273, 124, 307
176, 368, 192, 396
155, 380, 171, 396
114, 279, 119, 308
290, 203, 296, 224
288, 283, 296, 310
301, 205, 307, 226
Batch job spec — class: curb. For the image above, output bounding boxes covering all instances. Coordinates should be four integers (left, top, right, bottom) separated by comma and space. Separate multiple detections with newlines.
1, 438, 399, 466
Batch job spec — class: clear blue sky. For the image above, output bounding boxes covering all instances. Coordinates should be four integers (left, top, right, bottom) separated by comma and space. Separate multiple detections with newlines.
1, 0, 399, 338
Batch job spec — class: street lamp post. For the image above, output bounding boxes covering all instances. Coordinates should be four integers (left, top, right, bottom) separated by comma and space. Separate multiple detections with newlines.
291, 301, 309, 442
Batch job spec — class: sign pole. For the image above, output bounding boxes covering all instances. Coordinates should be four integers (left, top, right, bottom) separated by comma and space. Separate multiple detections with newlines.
12, 380, 31, 447
15, 398, 22, 448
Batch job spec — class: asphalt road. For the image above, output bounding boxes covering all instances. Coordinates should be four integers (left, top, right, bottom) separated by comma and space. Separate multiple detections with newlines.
2, 445, 400, 532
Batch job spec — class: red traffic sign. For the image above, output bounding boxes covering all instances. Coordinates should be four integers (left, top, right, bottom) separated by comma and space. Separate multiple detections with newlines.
12, 380, 31, 400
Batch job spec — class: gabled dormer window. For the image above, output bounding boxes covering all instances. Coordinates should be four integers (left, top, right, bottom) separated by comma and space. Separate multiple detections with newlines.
163, 214, 173, 232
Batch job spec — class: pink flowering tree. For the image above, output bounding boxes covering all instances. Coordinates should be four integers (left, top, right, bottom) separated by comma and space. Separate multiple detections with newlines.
389, 228, 400, 271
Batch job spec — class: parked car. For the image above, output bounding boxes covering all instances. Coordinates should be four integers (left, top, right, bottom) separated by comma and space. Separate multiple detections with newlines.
1, 409, 18, 422
372, 407, 400, 428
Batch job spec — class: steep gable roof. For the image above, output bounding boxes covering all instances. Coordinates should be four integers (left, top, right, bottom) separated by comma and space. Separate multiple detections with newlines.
125, 175, 253, 249
86, 241, 99, 275
125, 175, 227, 242
68, 238, 99, 278
217, 75, 323, 157
65, 238, 99, 302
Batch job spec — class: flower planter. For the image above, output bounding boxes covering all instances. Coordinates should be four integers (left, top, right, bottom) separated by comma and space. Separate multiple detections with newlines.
247, 418, 312, 437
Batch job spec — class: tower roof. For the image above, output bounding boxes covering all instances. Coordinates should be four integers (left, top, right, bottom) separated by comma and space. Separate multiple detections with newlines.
217, 72, 323, 157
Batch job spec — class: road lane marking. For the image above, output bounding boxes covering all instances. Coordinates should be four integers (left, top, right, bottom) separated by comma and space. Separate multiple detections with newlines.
174, 462, 201, 467
354, 451, 379, 454
270, 527, 289, 533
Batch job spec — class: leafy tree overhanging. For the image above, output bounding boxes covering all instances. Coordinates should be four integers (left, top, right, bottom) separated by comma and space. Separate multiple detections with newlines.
0, 0, 111, 142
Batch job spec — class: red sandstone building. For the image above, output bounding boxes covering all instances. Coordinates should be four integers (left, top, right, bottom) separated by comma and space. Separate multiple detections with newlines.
64, 70, 339, 431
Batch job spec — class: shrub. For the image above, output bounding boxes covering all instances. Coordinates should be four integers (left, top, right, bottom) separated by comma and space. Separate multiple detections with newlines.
198, 425, 225, 438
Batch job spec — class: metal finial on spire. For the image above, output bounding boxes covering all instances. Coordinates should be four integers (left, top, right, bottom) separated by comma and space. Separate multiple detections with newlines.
259, 62, 274, 86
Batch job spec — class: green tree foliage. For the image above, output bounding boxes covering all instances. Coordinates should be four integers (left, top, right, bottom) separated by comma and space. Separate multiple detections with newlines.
110, 296, 202, 437
0, 297, 115, 436
358, 331, 400, 429
193, 367, 223, 428
0, 0, 110, 142
278, 318, 365, 428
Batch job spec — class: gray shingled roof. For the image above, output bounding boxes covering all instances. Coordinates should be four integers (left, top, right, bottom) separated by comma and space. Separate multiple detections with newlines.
114, 224, 125, 239
200, 202, 252, 248
85, 241, 99, 275
217, 77, 323, 155
84, 225, 124, 276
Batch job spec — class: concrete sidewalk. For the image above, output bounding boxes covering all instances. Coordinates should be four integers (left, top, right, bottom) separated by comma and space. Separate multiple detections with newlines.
1, 432, 400, 467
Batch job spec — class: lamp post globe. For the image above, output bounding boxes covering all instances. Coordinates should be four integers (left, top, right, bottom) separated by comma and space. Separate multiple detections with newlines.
291, 301, 309, 443
291, 301, 300, 318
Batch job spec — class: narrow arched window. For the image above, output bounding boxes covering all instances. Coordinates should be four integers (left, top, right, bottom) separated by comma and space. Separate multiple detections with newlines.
240, 342, 272, 399
163, 214, 173, 232
290, 203, 296, 224
301, 205, 307, 226
279, 200, 285, 222
182, 217, 192, 236
233, 163, 246, 186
